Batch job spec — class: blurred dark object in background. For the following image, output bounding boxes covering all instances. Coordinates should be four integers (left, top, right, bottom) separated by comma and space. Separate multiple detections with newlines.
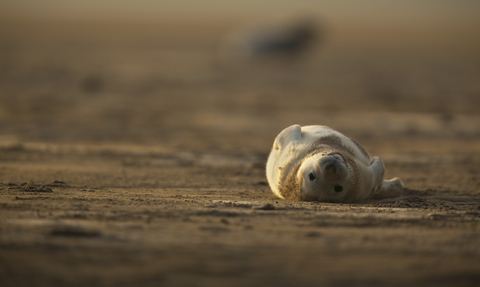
218, 16, 322, 66
80, 75, 104, 94
245, 20, 318, 56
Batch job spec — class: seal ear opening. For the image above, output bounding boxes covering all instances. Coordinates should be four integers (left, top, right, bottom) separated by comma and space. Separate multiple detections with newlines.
273, 124, 302, 150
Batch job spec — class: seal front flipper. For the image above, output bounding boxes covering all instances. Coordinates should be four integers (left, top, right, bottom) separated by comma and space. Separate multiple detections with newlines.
368, 157, 404, 199
273, 124, 302, 150
368, 157, 385, 193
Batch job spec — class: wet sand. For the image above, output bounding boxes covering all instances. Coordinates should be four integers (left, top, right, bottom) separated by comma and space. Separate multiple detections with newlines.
1, 20, 480, 286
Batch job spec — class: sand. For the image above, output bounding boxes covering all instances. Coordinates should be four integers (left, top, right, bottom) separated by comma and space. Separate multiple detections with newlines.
0, 20, 480, 286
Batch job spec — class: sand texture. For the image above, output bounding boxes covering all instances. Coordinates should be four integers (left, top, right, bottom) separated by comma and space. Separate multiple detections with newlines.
1, 21, 480, 286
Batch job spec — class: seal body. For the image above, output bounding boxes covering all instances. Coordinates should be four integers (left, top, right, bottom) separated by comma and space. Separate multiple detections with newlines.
266, 125, 403, 202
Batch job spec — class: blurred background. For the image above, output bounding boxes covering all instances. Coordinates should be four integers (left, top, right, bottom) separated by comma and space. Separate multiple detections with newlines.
0, 0, 479, 153
2, 4, 480, 286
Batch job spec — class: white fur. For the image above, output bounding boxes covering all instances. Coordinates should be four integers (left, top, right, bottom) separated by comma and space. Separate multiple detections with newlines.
266, 125, 403, 202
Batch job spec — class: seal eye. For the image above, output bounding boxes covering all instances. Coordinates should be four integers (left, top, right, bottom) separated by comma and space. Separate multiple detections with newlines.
308, 173, 315, 181
334, 185, 343, 192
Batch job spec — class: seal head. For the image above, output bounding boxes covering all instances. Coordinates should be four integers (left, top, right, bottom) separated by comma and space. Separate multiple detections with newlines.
279, 150, 356, 202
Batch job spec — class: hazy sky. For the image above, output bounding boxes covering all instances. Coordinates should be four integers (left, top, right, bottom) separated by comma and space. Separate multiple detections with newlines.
1, 0, 479, 25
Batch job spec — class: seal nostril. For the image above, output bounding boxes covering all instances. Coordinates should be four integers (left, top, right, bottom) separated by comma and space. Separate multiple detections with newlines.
308, 173, 315, 181
334, 185, 343, 192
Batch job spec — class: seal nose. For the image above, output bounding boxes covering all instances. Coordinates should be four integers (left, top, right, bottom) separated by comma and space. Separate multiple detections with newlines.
321, 155, 346, 180
324, 162, 343, 180
324, 162, 338, 174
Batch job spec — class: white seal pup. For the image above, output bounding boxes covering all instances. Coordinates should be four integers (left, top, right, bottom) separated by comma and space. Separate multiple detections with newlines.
266, 125, 403, 202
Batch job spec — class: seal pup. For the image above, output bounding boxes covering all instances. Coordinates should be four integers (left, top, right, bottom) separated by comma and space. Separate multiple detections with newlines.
266, 125, 403, 202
